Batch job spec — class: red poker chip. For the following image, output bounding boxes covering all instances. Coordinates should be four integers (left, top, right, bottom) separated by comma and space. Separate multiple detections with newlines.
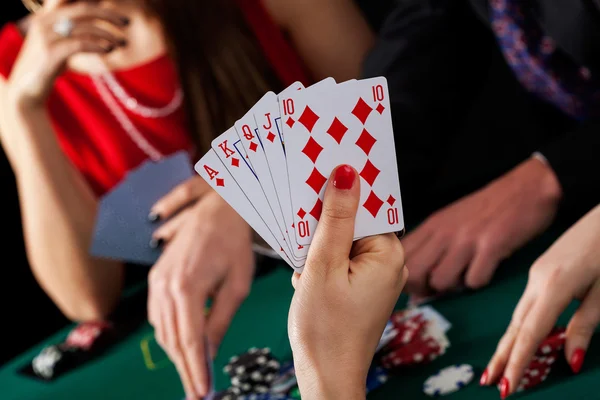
65, 321, 112, 350
386, 314, 427, 349
536, 327, 566, 356
381, 337, 442, 368
518, 366, 550, 391
529, 355, 557, 369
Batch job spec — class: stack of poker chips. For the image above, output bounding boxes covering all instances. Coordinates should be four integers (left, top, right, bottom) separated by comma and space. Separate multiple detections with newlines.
510, 327, 565, 392
377, 310, 449, 370
216, 348, 281, 399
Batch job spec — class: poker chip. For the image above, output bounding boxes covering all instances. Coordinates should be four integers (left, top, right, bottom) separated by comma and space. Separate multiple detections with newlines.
386, 314, 427, 349
423, 364, 474, 397
213, 388, 239, 400
270, 362, 297, 395
536, 327, 566, 356
223, 348, 281, 395
381, 336, 443, 368
376, 321, 398, 352
366, 366, 389, 394
65, 321, 112, 351
32, 346, 64, 379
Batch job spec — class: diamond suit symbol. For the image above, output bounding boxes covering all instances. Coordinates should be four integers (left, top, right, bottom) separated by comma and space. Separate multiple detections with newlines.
376, 103, 386, 114
326, 118, 348, 144
306, 168, 327, 194
363, 191, 384, 217
216, 178, 225, 187
309, 198, 323, 221
297, 208, 307, 219
351, 97, 373, 124
286, 117, 295, 128
355, 129, 377, 155
231, 158, 240, 167
386, 195, 396, 206
249, 142, 258, 152
359, 160, 381, 186
302, 137, 324, 163
266, 132, 276, 142
298, 106, 320, 132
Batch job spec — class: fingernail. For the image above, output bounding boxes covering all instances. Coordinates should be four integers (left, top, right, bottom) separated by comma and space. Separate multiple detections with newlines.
121, 17, 130, 25
149, 238, 164, 249
105, 45, 115, 53
333, 165, 355, 190
480, 368, 489, 386
195, 384, 205, 397
148, 212, 161, 223
570, 348, 586, 374
500, 377, 510, 399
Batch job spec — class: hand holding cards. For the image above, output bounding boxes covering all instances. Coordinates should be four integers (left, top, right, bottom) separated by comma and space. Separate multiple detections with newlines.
195, 77, 404, 271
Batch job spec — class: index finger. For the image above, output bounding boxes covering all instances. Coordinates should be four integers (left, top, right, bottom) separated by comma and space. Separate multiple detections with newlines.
174, 288, 210, 396
502, 291, 571, 397
150, 178, 211, 221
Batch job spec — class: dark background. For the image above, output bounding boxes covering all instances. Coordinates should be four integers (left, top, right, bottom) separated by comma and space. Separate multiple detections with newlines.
0, 0, 395, 365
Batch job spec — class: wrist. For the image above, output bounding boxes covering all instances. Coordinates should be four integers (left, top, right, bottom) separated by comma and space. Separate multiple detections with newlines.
301, 376, 366, 400
526, 156, 563, 205
297, 363, 366, 400
6, 80, 46, 112
6, 89, 46, 121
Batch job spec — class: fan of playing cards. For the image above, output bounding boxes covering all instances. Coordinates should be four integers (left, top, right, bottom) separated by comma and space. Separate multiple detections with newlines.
195, 77, 404, 272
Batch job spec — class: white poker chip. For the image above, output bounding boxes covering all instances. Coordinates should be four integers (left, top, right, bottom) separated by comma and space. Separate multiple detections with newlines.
423, 364, 474, 397
32, 346, 63, 379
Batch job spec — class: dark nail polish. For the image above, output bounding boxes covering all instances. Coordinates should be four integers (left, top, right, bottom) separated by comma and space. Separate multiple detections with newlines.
149, 238, 164, 249
480, 368, 489, 386
333, 164, 355, 190
500, 377, 510, 399
148, 212, 161, 223
570, 348, 586, 374
121, 17, 130, 26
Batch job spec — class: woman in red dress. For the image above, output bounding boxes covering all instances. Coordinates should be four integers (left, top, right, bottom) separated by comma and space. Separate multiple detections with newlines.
0, 0, 374, 396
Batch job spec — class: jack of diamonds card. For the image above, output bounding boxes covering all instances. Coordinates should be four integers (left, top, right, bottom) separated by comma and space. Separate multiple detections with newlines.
250, 89, 310, 261
235, 104, 309, 263
281, 77, 404, 245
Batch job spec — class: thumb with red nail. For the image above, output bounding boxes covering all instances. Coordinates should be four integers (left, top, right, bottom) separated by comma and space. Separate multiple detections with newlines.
482, 204, 600, 398
288, 165, 408, 400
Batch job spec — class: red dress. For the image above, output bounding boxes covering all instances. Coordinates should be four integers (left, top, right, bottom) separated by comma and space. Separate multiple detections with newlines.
0, 1, 311, 196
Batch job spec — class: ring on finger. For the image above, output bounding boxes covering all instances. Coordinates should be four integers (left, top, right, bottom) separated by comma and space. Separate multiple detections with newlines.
53, 17, 75, 38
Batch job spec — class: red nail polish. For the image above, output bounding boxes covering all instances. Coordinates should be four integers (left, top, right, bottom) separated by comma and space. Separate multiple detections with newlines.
480, 368, 489, 386
333, 165, 355, 190
500, 377, 510, 399
570, 348, 586, 374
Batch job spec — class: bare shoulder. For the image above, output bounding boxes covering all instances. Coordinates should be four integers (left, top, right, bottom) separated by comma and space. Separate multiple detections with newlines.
260, 0, 313, 28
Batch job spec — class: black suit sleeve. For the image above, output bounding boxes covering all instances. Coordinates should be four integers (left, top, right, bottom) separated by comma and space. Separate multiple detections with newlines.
539, 121, 600, 220
361, 0, 491, 217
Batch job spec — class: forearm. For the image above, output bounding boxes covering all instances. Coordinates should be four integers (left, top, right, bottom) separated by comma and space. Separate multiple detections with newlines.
2, 100, 123, 321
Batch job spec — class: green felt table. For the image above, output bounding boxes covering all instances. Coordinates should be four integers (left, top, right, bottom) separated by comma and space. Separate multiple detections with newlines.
1, 230, 598, 400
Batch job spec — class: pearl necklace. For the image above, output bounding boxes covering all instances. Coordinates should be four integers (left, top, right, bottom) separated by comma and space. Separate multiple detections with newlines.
91, 62, 184, 161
